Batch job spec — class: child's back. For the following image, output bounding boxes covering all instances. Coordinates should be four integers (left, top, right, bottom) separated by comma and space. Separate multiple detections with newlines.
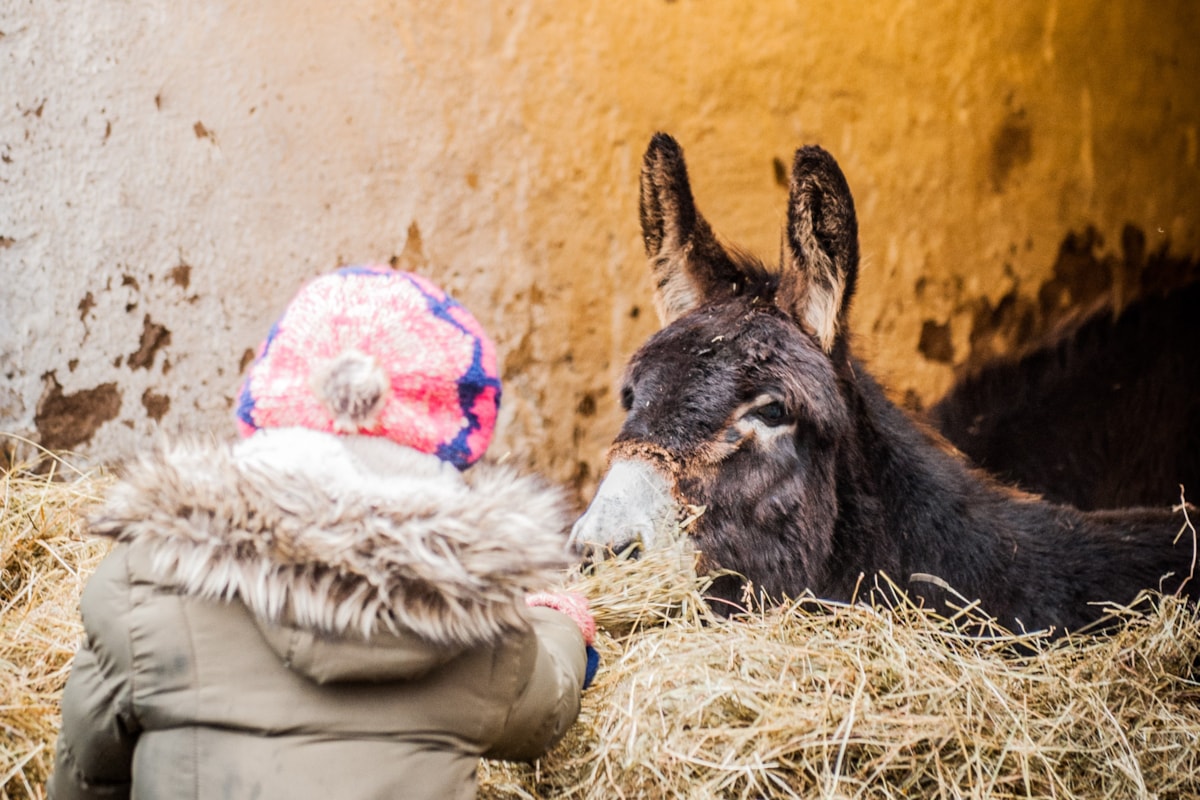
49, 267, 591, 800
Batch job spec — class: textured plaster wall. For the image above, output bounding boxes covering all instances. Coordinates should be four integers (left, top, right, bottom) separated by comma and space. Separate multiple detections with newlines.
2, 1, 1197, 501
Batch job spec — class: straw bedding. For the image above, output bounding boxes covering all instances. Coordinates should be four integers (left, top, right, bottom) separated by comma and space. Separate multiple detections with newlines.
1, 458, 110, 800
481, 545, 1200, 800
3, 458, 1199, 799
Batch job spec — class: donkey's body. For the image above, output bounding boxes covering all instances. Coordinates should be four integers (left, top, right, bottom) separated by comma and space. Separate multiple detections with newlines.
571, 133, 1195, 635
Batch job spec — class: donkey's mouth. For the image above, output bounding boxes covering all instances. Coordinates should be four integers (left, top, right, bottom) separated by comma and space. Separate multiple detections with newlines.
576, 539, 643, 574
570, 512, 651, 565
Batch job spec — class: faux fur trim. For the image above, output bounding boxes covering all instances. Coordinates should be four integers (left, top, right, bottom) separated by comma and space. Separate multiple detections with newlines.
88, 431, 574, 648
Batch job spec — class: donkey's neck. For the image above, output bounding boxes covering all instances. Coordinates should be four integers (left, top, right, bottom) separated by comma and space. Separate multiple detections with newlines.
829, 358, 1190, 633
830, 359, 1063, 624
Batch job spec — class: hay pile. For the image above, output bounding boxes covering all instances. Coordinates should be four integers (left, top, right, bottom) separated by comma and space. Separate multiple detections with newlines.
480, 548, 1200, 799
1, 456, 110, 800
3, 457, 1199, 800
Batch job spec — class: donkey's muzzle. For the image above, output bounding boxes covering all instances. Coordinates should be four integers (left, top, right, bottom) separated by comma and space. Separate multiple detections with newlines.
568, 457, 679, 563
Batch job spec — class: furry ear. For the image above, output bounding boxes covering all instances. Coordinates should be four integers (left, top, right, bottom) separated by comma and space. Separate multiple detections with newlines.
777, 146, 860, 352
640, 133, 745, 325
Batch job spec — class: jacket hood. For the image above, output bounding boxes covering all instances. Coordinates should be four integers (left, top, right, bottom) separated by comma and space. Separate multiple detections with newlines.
89, 428, 574, 650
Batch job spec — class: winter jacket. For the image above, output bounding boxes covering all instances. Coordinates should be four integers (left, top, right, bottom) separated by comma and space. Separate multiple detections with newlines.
48, 428, 587, 800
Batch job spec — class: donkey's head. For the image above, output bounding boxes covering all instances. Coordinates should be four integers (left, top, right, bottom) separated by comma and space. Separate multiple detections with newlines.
570, 133, 861, 605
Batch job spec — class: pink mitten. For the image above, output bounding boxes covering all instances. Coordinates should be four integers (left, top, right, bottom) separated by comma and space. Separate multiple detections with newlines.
526, 591, 596, 645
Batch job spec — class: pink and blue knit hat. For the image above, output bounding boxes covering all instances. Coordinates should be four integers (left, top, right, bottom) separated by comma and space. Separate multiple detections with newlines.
236, 264, 501, 470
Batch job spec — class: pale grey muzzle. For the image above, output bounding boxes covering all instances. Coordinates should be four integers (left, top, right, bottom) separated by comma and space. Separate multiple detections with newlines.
569, 458, 679, 558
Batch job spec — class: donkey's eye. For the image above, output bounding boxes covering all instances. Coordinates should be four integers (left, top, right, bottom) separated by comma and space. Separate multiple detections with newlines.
754, 401, 788, 425
620, 385, 635, 412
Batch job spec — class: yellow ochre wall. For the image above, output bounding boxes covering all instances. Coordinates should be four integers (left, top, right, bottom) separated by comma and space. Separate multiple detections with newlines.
2, 1, 1197, 501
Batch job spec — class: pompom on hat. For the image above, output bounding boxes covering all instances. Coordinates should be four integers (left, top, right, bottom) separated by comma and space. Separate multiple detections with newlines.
235, 264, 501, 470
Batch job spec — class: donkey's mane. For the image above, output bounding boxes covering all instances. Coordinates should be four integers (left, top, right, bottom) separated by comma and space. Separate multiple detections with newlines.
723, 245, 778, 303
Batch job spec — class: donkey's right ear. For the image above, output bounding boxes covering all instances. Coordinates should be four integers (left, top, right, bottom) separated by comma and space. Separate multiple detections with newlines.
777, 145, 860, 352
640, 133, 742, 325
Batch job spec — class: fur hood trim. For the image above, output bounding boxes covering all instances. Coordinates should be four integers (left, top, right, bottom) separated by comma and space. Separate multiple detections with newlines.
88, 430, 574, 648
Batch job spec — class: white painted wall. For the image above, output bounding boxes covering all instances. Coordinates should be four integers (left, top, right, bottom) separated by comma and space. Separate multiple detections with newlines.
2, 1, 1197, 498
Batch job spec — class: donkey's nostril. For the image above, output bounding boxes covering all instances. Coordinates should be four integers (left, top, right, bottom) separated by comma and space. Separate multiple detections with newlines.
576, 542, 602, 574
614, 539, 642, 560
576, 538, 642, 572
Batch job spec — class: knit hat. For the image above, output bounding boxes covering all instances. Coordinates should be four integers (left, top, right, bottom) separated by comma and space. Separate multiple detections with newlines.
235, 264, 501, 469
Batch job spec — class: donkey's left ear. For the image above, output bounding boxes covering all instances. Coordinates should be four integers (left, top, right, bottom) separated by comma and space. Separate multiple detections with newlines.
640, 133, 744, 325
778, 146, 860, 352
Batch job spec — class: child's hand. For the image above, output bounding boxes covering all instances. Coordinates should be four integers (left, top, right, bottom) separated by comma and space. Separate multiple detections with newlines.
525, 591, 595, 644
526, 592, 599, 688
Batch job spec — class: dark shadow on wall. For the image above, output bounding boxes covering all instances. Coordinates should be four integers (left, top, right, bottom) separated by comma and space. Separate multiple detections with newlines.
955, 225, 1199, 380
927, 231, 1200, 510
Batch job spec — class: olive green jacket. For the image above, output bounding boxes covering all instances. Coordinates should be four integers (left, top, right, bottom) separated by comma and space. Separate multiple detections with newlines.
49, 430, 586, 800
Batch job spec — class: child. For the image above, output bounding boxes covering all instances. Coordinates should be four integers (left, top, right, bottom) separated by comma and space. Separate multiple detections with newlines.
49, 264, 596, 800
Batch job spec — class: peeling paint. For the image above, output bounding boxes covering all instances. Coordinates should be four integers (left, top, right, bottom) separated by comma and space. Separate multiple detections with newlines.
167, 263, 191, 289
34, 373, 121, 452
141, 388, 170, 421
398, 221, 426, 268
193, 121, 215, 142
238, 348, 256, 373
78, 292, 96, 321
127, 315, 171, 371
918, 320, 955, 364
990, 109, 1033, 193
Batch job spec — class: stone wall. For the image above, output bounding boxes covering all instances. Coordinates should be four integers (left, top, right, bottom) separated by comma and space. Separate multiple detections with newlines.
2, 1, 1197, 502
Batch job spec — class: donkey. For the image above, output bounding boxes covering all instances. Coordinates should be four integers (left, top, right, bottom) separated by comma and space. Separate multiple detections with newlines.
569, 132, 1196, 635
